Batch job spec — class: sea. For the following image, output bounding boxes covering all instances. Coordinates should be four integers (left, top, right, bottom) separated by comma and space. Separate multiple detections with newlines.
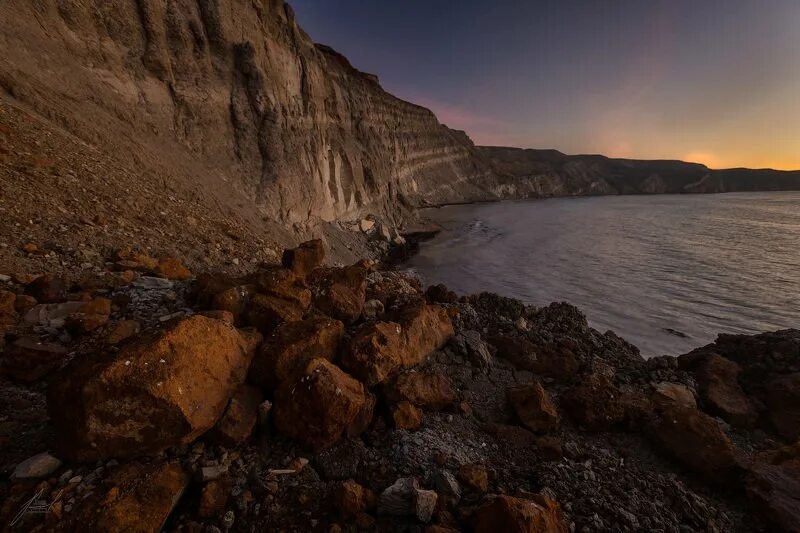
405, 192, 800, 357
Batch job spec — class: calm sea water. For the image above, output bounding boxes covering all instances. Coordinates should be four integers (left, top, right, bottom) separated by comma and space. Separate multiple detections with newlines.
406, 192, 800, 357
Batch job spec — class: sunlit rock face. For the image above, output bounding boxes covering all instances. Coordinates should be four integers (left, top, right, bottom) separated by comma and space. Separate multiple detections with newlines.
0, 0, 499, 224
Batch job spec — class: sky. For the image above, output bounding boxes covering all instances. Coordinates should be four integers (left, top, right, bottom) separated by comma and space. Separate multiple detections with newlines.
291, 0, 800, 170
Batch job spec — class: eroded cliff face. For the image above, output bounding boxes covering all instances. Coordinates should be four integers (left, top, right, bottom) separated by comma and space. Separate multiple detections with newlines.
0, 0, 498, 226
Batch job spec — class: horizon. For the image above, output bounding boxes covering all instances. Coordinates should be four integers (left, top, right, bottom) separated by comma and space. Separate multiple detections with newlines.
292, 0, 800, 171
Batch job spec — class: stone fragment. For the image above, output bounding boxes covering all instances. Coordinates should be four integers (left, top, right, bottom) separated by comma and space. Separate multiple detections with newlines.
14, 294, 37, 315
211, 385, 263, 447
765, 373, 800, 441
490, 336, 578, 378
201, 465, 228, 481
377, 477, 417, 516
248, 317, 344, 390
2, 336, 68, 382
472, 494, 568, 533
392, 401, 423, 430
12, 452, 62, 480
113, 248, 158, 272
61, 461, 188, 532
282, 239, 325, 278
362, 298, 384, 319
561, 373, 626, 430
66, 297, 112, 334
342, 304, 454, 385
652, 382, 697, 409
648, 403, 739, 482
414, 489, 438, 523
746, 455, 800, 532
246, 268, 311, 333
449, 330, 492, 371
359, 219, 375, 232
0, 289, 17, 327
458, 464, 489, 493
434, 471, 461, 507
386, 372, 457, 411
682, 353, 757, 426
335, 479, 374, 518
154, 257, 193, 280
425, 284, 458, 304
507, 381, 559, 434
105, 320, 140, 345
24, 275, 66, 303
312, 264, 368, 323
48, 316, 260, 461
273, 358, 375, 450
199, 478, 231, 518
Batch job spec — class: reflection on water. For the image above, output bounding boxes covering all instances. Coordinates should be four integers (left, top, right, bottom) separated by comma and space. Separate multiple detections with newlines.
406, 192, 800, 357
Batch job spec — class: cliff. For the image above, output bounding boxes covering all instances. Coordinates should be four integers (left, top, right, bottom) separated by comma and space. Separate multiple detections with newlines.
0, 0, 498, 228
479, 147, 800, 198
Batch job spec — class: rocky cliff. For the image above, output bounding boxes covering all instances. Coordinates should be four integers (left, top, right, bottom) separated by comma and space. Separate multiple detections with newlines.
479, 147, 800, 198
0, 0, 498, 228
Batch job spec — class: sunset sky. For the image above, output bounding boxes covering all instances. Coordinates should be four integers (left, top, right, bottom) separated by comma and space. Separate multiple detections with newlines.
292, 0, 800, 170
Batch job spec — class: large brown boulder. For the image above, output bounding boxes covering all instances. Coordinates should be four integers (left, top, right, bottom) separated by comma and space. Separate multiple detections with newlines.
648, 403, 740, 482
680, 353, 757, 427
311, 264, 368, 323
2, 336, 68, 382
342, 304, 454, 385
561, 373, 626, 430
273, 358, 375, 450
507, 381, 559, 434
765, 373, 800, 441
489, 336, 578, 378
57, 461, 188, 532
282, 239, 325, 278
246, 267, 312, 333
472, 494, 568, 533
25, 275, 66, 303
48, 316, 261, 461
248, 317, 344, 390
746, 454, 800, 532
385, 372, 457, 411
210, 385, 263, 447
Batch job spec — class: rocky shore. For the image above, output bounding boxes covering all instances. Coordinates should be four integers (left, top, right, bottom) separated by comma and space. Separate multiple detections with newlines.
0, 239, 797, 532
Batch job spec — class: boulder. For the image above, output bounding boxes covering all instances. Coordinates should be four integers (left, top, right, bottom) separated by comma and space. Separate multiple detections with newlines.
434, 471, 462, 507
561, 373, 626, 430
248, 317, 344, 390
425, 284, 458, 304
199, 478, 231, 518
472, 494, 568, 533
682, 353, 757, 427
113, 248, 158, 272
312, 264, 368, 323
386, 372, 457, 411
60, 461, 188, 532
449, 330, 492, 371
392, 401, 423, 430
282, 239, 325, 278
105, 320, 141, 345
507, 381, 559, 434
12, 452, 62, 480
648, 403, 740, 482
66, 297, 112, 334
414, 489, 438, 523
273, 358, 375, 450
48, 316, 260, 461
652, 382, 697, 410
2, 336, 68, 382
342, 304, 453, 386
0, 289, 17, 328
378, 477, 434, 520
246, 268, 311, 333
211, 385, 263, 447
490, 336, 578, 378
458, 464, 489, 493
154, 257, 193, 280
746, 456, 800, 532
24, 275, 66, 303
335, 479, 374, 518
765, 373, 800, 441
